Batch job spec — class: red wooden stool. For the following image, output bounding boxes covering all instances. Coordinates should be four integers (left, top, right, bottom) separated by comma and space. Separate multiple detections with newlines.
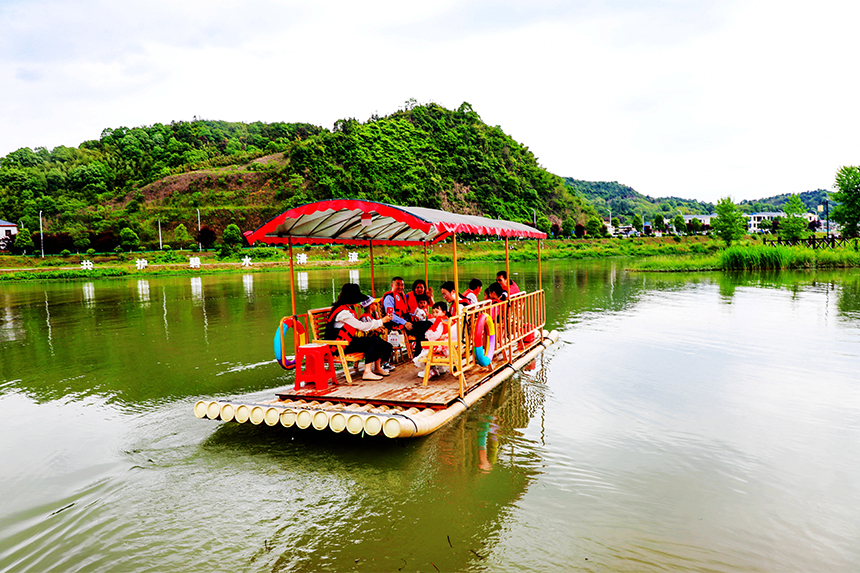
294, 343, 337, 390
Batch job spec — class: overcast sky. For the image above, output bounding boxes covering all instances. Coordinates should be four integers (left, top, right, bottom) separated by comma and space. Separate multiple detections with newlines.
2, 0, 857, 204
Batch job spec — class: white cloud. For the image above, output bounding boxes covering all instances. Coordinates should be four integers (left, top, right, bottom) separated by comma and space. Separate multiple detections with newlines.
1, 0, 858, 204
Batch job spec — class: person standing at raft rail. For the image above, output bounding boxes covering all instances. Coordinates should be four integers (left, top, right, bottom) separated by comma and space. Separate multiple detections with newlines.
496, 271, 521, 296
327, 283, 394, 381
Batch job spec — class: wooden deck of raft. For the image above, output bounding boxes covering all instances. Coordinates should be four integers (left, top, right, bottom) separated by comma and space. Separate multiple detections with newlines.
276, 355, 507, 409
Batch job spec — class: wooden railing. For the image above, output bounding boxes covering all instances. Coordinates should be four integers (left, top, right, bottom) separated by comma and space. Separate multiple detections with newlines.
764, 236, 858, 249
290, 290, 547, 398
447, 289, 547, 397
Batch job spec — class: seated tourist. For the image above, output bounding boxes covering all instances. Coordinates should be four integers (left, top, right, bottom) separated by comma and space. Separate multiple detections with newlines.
406, 279, 434, 314
413, 301, 450, 378
327, 283, 394, 381
439, 281, 471, 317
463, 278, 483, 306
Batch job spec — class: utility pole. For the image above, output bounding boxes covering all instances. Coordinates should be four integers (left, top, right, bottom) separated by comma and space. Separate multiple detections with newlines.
197, 208, 202, 251
158, 219, 162, 250
39, 210, 44, 258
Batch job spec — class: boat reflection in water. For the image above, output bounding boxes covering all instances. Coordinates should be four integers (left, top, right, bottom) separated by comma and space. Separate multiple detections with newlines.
200, 358, 550, 572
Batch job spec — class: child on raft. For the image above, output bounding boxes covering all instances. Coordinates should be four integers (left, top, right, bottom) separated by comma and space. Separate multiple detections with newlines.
413, 301, 450, 378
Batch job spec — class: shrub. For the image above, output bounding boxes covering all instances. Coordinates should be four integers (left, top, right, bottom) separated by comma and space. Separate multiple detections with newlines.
86, 248, 96, 257
60, 249, 71, 257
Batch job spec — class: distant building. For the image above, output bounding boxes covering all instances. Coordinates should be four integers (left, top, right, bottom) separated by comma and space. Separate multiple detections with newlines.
747, 211, 818, 233
0, 219, 18, 250
603, 220, 615, 236
682, 214, 716, 227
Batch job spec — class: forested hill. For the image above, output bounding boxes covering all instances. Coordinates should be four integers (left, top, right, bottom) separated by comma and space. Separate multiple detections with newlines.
564, 178, 714, 224
0, 103, 596, 252
565, 178, 831, 224
738, 189, 829, 213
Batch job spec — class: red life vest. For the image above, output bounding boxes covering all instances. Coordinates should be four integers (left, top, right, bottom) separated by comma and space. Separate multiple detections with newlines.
327, 304, 358, 348
463, 287, 481, 303
382, 290, 410, 328
446, 297, 471, 317
406, 291, 418, 313
429, 318, 449, 337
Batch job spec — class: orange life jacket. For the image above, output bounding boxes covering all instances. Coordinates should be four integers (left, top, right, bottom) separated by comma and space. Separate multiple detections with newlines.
326, 304, 358, 348
463, 287, 480, 303
429, 318, 449, 337
382, 290, 410, 328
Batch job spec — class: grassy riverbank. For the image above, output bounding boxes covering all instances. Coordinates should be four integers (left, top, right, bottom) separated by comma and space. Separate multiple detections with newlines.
630, 243, 860, 271
7, 236, 857, 281
0, 236, 722, 281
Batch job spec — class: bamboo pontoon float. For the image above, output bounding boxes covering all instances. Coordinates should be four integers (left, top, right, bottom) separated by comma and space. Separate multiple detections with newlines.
193, 199, 559, 438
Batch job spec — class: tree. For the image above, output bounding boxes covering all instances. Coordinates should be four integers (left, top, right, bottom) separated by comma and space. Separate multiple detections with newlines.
222, 223, 244, 251
14, 228, 34, 254
779, 194, 808, 241
535, 213, 551, 235
71, 227, 90, 252
672, 214, 685, 234
198, 225, 217, 249
712, 197, 747, 246
585, 216, 603, 237
119, 227, 139, 252
688, 218, 702, 235
562, 217, 576, 238
652, 213, 665, 232
759, 218, 773, 233
832, 165, 860, 237
631, 215, 643, 233
173, 224, 192, 248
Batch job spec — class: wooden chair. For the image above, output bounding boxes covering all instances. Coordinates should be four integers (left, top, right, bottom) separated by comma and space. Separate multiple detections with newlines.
417, 315, 469, 395
306, 306, 365, 384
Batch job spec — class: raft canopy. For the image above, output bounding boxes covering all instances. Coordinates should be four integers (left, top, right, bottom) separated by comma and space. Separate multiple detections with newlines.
243, 199, 546, 246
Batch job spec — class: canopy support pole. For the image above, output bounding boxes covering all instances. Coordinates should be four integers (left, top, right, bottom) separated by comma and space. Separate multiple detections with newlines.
505, 237, 510, 292
424, 242, 428, 287
452, 235, 459, 310
369, 241, 375, 297
288, 237, 296, 316
452, 234, 466, 399
538, 239, 542, 290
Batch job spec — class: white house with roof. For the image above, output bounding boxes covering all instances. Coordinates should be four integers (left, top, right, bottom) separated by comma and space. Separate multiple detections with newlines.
682, 214, 716, 226
748, 211, 818, 233
0, 219, 18, 249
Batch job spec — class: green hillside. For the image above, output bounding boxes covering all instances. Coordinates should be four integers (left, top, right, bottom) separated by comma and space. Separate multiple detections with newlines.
566, 178, 832, 223
563, 178, 714, 224
738, 189, 830, 213
0, 103, 596, 252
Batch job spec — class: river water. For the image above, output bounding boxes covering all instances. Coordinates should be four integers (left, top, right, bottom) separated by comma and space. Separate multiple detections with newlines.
1, 260, 859, 572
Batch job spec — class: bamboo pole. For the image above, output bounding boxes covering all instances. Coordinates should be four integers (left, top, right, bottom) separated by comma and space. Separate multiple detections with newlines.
504, 236, 512, 362
538, 239, 542, 290
505, 237, 510, 292
452, 235, 459, 309
451, 235, 468, 398
369, 240, 375, 297
288, 237, 296, 316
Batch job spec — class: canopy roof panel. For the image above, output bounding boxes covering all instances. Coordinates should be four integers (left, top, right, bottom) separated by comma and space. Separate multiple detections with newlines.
244, 199, 546, 246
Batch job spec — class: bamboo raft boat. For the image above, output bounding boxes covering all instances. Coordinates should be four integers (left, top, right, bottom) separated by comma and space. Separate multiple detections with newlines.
193, 199, 558, 438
